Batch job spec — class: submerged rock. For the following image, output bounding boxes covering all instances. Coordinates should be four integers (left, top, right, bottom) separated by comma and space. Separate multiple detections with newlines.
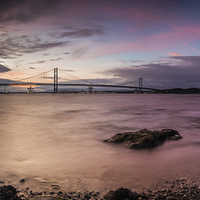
103, 129, 182, 149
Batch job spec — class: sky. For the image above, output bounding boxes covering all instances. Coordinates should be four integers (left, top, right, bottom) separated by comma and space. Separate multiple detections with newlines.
1, 0, 200, 90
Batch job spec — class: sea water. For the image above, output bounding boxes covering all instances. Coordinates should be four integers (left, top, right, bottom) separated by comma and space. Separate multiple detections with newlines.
0, 93, 200, 192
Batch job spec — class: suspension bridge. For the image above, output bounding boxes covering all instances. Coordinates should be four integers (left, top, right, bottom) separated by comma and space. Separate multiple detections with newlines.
0, 68, 159, 93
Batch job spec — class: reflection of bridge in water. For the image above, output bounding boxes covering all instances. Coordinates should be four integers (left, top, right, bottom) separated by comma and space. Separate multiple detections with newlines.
0, 68, 159, 93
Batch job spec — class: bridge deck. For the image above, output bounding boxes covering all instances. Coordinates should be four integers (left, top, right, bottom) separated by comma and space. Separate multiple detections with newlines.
0, 83, 159, 91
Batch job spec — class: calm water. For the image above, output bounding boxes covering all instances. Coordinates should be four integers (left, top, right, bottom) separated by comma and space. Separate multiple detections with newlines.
0, 93, 200, 192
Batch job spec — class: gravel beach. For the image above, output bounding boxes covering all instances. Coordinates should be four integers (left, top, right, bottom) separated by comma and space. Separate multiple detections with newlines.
2, 174, 200, 200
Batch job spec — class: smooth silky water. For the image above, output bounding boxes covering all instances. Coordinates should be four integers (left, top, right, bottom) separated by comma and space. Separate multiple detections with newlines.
0, 93, 200, 192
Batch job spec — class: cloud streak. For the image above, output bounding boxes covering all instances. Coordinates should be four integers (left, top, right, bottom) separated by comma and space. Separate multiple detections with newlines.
59, 28, 104, 38
180, 38, 200, 53
0, 34, 69, 59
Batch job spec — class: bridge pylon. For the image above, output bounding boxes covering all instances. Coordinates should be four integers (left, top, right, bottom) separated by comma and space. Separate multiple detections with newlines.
54, 68, 58, 93
139, 77, 143, 92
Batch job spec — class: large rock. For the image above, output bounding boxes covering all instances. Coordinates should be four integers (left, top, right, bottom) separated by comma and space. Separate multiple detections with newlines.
0, 185, 21, 200
103, 187, 139, 200
103, 129, 182, 149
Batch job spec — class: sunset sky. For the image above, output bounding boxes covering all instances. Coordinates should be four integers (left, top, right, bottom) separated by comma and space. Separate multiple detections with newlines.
1, 0, 200, 89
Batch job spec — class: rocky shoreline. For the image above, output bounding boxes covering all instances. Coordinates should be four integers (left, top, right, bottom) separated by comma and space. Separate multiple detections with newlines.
1, 175, 200, 200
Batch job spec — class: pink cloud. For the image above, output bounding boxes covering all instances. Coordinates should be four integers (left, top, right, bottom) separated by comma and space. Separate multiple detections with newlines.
168, 52, 182, 56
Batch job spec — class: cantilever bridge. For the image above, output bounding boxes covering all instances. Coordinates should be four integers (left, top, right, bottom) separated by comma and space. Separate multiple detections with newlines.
0, 68, 159, 93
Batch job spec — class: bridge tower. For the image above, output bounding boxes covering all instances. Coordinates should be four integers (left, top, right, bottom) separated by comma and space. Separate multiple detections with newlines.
139, 77, 143, 92
54, 68, 58, 93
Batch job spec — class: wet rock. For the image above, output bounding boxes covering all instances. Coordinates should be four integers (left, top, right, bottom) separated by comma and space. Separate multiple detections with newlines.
125, 135, 160, 149
36, 192, 43, 195
0, 185, 21, 200
103, 187, 139, 200
30, 190, 36, 196
20, 179, 25, 183
57, 191, 63, 195
103, 129, 182, 149
19, 194, 25, 200
51, 184, 60, 189
103, 132, 130, 143
161, 129, 180, 138
49, 191, 55, 195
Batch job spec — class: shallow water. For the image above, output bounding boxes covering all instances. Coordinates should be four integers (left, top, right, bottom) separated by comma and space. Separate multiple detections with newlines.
0, 93, 200, 192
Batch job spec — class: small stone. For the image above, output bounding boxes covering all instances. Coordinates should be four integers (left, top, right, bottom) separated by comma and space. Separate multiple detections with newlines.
57, 191, 63, 195
179, 177, 185, 182
20, 179, 25, 183
49, 191, 55, 195
167, 189, 172, 193
147, 189, 152, 193
165, 181, 169, 183
89, 190, 94, 195
162, 189, 166, 193
192, 184, 197, 188
51, 184, 60, 189
30, 190, 36, 196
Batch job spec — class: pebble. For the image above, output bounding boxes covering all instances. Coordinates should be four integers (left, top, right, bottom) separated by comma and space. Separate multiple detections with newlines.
20, 179, 25, 183
51, 184, 60, 189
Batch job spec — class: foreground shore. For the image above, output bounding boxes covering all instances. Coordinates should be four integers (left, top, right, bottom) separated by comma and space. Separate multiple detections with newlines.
1, 175, 200, 200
